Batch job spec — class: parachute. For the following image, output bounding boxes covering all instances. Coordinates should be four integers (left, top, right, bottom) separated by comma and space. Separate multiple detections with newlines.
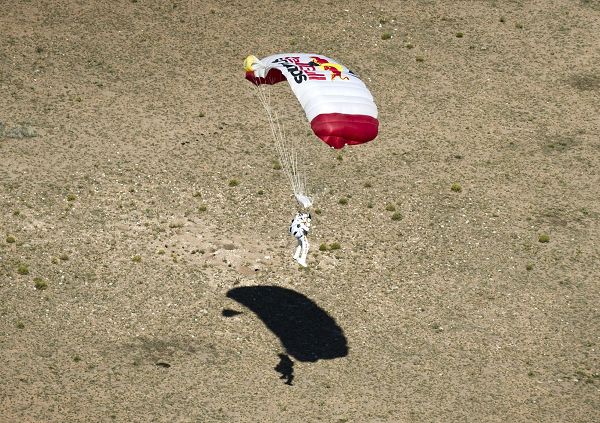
244, 53, 378, 209
244, 53, 378, 150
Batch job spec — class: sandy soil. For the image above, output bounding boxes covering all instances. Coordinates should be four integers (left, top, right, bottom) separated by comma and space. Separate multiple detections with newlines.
1, 0, 599, 422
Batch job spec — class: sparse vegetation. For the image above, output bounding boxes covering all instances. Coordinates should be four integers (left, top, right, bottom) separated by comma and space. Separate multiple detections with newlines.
385, 203, 396, 212
416, 56, 424, 62
33, 277, 47, 290
67, 194, 77, 201
391, 212, 403, 221
538, 234, 550, 243
338, 198, 348, 205
329, 242, 341, 250
319, 243, 328, 251
456, 32, 464, 38
17, 264, 29, 275
198, 205, 207, 212
228, 179, 239, 187
6, 235, 16, 243
381, 32, 392, 40
132, 255, 142, 262
451, 182, 462, 192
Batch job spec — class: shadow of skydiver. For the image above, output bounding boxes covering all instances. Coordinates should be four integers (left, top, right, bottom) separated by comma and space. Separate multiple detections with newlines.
223, 285, 348, 385
275, 354, 294, 385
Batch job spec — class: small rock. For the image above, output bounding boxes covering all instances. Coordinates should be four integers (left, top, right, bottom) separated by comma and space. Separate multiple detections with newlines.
5, 124, 37, 139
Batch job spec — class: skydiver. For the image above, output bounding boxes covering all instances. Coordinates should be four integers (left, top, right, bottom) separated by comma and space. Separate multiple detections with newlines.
289, 211, 311, 267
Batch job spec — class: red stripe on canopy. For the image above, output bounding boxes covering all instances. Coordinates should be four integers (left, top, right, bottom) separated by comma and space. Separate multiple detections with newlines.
310, 113, 379, 149
245, 69, 287, 86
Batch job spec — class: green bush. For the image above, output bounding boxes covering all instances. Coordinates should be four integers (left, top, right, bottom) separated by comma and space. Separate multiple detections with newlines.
34, 277, 47, 290
391, 212, 403, 221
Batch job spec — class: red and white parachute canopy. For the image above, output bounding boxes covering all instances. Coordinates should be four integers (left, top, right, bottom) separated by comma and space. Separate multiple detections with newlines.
244, 53, 378, 149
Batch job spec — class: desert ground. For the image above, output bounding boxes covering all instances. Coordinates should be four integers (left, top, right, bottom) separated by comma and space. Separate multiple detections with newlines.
1, 0, 599, 422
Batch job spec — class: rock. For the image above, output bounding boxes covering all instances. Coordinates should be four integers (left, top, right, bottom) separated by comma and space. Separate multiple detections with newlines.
4, 123, 38, 139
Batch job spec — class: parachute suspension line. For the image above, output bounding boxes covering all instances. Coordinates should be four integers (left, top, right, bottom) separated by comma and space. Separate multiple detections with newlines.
252, 83, 312, 208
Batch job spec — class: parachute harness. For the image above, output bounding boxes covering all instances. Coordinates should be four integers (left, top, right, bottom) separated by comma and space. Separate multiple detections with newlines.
289, 212, 311, 267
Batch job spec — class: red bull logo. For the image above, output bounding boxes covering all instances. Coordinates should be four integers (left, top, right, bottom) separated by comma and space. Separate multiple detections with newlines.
308, 56, 349, 81
272, 55, 350, 83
